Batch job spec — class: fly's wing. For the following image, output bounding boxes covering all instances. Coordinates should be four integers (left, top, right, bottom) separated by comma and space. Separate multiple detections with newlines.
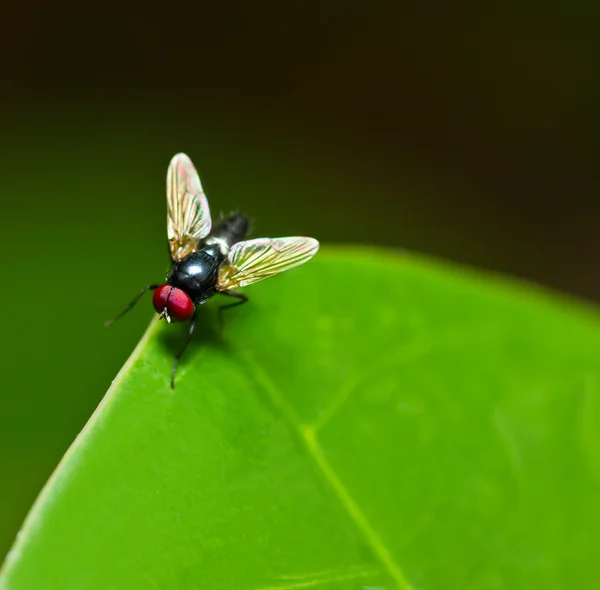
218, 237, 319, 290
167, 153, 212, 262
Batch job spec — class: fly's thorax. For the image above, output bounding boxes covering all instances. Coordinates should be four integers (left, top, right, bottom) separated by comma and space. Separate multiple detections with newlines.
168, 250, 220, 303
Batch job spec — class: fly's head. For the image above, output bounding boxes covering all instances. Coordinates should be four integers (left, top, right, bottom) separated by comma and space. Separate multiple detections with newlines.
152, 285, 195, 322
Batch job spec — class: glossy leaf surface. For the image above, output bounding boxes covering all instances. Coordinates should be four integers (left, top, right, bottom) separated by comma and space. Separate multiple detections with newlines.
2, 248, 600, 589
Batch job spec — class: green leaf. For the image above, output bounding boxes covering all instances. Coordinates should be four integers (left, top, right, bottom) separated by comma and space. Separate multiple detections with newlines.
2, 247, 600, 589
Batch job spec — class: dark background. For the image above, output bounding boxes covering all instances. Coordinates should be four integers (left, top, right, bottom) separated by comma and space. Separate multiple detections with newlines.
1, 0, 599, 558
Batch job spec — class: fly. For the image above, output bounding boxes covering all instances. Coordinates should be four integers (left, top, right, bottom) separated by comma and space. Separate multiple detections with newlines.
107, 153, 319, 388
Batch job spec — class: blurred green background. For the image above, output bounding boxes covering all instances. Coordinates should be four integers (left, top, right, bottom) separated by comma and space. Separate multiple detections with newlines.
1, 0, 599, 559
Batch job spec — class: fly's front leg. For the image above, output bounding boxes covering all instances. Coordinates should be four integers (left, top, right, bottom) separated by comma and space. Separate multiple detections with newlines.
217, 290, 249, 327
105, 284, 160, 326
170, 312, 197, 389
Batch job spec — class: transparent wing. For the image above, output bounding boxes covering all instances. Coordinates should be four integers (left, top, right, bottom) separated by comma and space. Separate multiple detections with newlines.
218, 237, 319, 290
167, 153, 212, 262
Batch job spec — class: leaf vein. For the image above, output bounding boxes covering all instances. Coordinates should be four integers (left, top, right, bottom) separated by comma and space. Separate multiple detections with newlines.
312, 339, 433, 432
256, 567, 380, 589
236, 348, 413, 590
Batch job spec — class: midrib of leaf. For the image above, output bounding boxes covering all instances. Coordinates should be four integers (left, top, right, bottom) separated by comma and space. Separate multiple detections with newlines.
234, 346, 413, 590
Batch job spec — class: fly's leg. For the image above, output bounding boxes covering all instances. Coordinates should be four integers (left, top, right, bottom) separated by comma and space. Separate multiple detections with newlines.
170, 312, 197, 389
217, 290, 249, 327
105, 284, 160, 326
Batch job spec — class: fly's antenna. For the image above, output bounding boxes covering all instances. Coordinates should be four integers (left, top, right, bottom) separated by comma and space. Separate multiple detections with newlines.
105, 284, 160, 326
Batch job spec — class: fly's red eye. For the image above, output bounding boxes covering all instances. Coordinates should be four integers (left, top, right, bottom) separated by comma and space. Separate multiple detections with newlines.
152, 285, 194, 322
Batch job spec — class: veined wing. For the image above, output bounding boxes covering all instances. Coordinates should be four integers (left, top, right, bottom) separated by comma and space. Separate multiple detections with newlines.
167, 153, 212, 262
218, 237, 319, 290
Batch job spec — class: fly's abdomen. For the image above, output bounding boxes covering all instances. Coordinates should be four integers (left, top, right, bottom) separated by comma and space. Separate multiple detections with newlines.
209, 213, 250, 250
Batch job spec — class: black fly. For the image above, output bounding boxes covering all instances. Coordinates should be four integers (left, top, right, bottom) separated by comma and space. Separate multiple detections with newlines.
107, 153, 319, 388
